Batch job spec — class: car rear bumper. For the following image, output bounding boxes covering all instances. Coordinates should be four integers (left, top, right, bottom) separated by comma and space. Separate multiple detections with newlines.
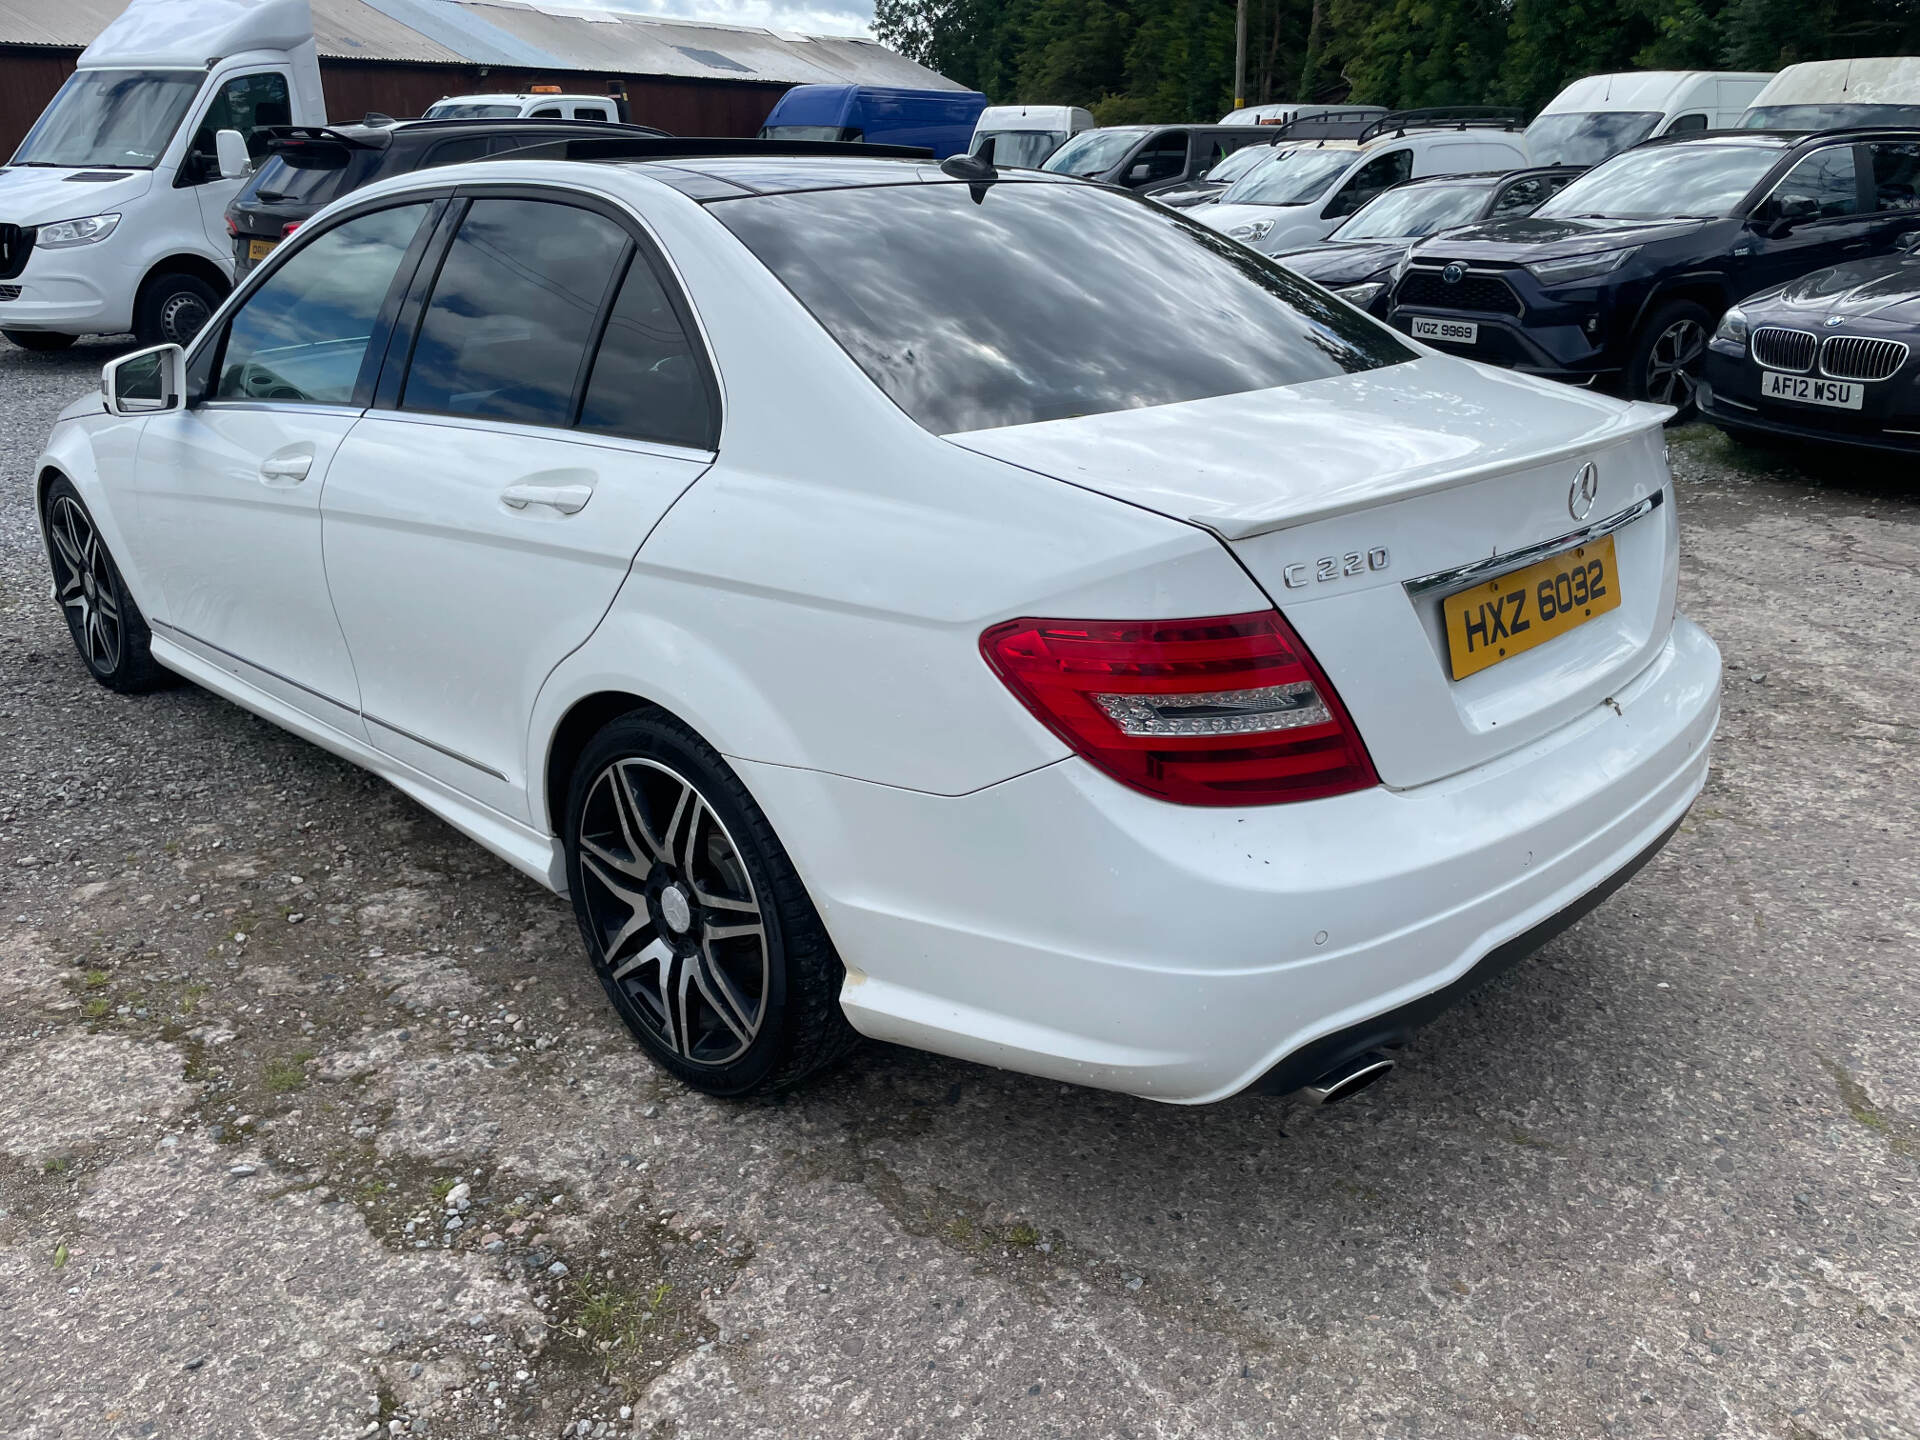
738, 615, 1721, 1103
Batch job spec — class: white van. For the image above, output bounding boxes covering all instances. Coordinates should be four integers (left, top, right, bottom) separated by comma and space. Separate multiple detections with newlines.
968, 105, 1095, 168
423, 91, 621, 123
0, 0, 326, 351
1739, 58, 1920, 130
1525, 72, 1773, 166
1197, 122, 1530, 254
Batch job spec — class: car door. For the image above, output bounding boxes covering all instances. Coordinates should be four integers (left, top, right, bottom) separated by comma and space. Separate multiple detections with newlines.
133, 199, 439, 731
321, 191, 718, 819
1740, 144, 1885, 295
186, 71, 294, 257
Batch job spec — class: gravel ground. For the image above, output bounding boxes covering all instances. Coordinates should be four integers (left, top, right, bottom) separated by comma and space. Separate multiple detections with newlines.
1, 333, 1916, 1440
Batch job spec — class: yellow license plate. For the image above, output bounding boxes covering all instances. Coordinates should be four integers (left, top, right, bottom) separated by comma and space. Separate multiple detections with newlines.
1442, 534, 1621, 680
247, 238, 277, 261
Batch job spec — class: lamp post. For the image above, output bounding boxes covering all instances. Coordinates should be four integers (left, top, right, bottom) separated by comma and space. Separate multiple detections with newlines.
1233, 0, 1248, 112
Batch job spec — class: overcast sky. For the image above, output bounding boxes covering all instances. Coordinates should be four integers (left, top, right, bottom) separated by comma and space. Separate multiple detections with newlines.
575, 0, 878, 37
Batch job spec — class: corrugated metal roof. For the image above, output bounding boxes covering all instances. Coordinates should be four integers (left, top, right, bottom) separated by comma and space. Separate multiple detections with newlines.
0, 0, 963, 90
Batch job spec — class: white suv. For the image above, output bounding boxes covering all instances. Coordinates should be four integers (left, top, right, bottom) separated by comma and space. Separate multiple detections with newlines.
35, 147, 1720, 1105
423, 92, 620, 122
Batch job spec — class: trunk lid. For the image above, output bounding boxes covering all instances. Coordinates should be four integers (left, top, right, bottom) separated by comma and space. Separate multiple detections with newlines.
949, 357, 1679, 788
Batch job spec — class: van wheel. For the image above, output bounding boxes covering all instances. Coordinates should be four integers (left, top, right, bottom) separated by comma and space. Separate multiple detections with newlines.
563, 708, 859, 1097
41, 478, 167, 693
3, 329, 77, 352
1626, 300, 1713, 420
135, 272, 222, 348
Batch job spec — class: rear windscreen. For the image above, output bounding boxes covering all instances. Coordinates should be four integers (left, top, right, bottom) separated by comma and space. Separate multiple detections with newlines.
713, 179, 1413, 436
243, 152, 375, 209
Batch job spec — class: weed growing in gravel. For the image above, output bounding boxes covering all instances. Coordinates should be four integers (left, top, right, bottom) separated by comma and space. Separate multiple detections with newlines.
263, 1050, 315, 1093
80, 997, 110, 1019
576, 1279, 647, 1353
81, 969, 109, 989
42, 1156, 69, 1175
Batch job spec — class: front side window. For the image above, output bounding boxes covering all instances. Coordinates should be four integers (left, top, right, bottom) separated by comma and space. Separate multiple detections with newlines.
214, 203, 430, 405
1126, 135, 1189, 186
1332, 181, 1488, 239
1771, 147, 1861, 220
401, 198, 628, 427
1522, 111, 1663, 168
190, 72, 292, 166
1324, 148, 1411, 218
10, 69, 202, 169
714, 180, 1413, 436
1867, 142, 1920, 212
1536, 141, 1781, 220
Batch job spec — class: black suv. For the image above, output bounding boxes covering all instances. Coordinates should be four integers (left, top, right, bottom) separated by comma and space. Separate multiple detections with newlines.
1384, 129, 1920, 413
1038, 124, 1275, 197
227, 117, 669, 279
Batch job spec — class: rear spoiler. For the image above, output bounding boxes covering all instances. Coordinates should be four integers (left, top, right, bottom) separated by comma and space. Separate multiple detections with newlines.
256, 125, 391, 168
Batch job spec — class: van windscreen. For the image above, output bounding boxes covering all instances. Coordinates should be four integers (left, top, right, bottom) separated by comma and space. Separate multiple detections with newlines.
11, 69, 201, 169
1524, 111, 1663, 167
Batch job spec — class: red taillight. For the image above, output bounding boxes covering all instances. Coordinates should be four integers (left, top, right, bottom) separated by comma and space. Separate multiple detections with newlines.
281, 220, 302, 237
225, 216, 238, 236
980, 610, 1377, 806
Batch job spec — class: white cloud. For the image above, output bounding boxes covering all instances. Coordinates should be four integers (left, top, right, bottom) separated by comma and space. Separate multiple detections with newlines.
568, 0, 876, 38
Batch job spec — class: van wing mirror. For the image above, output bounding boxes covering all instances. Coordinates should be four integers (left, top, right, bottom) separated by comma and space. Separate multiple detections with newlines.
215, 128, 253, 181
103, 344, 187, 417
1126, 162, 1152, 184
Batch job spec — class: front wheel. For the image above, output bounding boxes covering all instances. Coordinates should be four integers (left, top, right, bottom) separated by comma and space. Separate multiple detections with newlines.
1626, 299, 1714, 420
134, 271, 222, 348
41, 478, 167, 693
3, 329, 77, 352
563, 709, 858, 1097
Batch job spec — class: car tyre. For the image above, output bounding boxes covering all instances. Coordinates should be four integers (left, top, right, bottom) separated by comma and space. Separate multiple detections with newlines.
42, 477, 168, 693
3, 329, 77, 352
1626, 299, 1714, 420
134, 271, 222, 348
563, 708, 859, 1097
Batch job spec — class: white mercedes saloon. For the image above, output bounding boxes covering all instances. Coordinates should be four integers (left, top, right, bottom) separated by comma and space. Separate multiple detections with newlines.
34, 144, 1722, 1105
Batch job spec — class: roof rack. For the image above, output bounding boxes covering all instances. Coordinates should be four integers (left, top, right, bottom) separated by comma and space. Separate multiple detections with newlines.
494, 136, 935, 165
1262, 109, 1391, 142
1355, 107, 1526, 142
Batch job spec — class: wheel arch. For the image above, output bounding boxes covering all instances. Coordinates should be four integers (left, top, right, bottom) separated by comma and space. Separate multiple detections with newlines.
1630, 278, 1729, 336
135, 253, 232, 314
542, 690, 664, 839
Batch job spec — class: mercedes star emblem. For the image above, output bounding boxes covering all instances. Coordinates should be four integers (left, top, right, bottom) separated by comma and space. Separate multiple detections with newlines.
1568, 462, 1599, 521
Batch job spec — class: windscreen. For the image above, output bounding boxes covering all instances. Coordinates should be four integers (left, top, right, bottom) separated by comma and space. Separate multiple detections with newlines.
425, 103, 520, 119
760, 124, 854, 141
1221, 147, 1355, 206
1741, 103, 1920, 129
1041, 129, 1146, 177
714, 180, 1413, 436
1201, 144, 1275, 184
1331, 182, 1489, 239
974, 130, 1065, 168
11, 69, 201, 169
1537, 142, 1780, 220
1524, 111, 1662, 167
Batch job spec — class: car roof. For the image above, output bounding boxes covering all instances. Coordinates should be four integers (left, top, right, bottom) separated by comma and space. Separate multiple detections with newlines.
630, 153, 1079, 198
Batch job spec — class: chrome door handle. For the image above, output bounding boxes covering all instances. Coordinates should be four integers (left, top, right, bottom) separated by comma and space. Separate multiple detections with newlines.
258, 454, 312, 483
501, 483, 593, 515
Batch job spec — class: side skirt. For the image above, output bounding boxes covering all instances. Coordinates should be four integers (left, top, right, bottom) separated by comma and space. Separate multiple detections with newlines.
149, 635, 568, 894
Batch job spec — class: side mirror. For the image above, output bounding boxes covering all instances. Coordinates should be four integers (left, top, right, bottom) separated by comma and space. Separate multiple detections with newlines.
1756, 194, 1817, 238
1896, 230, 1920, 253
215, 128, 252, 181
103, 344, 186, 417
1126, 162, 1152, 184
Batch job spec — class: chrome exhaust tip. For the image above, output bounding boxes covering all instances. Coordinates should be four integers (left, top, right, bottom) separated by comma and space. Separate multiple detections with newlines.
1300, 1051, 1394, 1106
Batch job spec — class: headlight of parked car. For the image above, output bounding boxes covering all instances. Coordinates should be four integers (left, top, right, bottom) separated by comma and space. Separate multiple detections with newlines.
1226, 218, 1275, 242
1523, 246, 1637, 286
1709, 304, 1750, 357
1334, 282, 1385, 308
36, 213, 121, 248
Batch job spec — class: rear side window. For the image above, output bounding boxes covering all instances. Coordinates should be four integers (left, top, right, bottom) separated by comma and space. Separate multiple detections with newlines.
714, 180, 1412, 436
215, 203, 429, 404
401, 198, 628, 427
422, 136, 491, 167
578, 254, 715, 449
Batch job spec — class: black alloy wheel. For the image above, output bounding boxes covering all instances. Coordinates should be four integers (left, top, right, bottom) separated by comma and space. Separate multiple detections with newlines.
564, 708, 858, 1097
41, 478, 166, 692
